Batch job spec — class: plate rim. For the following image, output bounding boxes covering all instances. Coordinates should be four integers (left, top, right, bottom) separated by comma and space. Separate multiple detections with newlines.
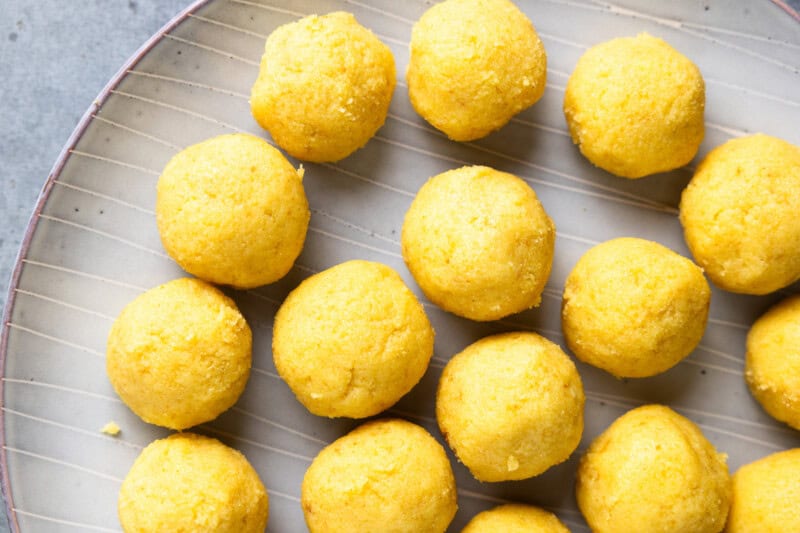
775, 0, 800, 20
1, 0, 798, 531
0, 0, 212, 529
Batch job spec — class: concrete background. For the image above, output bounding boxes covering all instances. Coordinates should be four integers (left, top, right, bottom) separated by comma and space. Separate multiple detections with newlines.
0, 1, 798, 531
1, 0, 187, 309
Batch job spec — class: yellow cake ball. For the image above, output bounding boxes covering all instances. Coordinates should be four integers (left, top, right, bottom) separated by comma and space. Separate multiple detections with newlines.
462, 504, 570, 533
407, 0, 547, 141
725, 448, 800, 532
564, 33, 705, 178
118, 433, 268, 533
301, 419, 457, 533
250, 12, 396, 162
436, 332, 584, 482
273, 260, 434, 418
680, 134, 800, 294
745, 295, 800, 430
576, 405, 731, 533
106, 278, 252, 430
156, 133, 309, 289
562, 237, 710, 378
402, 165, 555, 322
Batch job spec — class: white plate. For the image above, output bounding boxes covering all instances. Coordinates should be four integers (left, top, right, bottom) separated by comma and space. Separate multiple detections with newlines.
2, 1, 799, 531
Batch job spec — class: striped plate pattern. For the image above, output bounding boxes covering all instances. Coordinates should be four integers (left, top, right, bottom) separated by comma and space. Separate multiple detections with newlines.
2, 0, 799, 531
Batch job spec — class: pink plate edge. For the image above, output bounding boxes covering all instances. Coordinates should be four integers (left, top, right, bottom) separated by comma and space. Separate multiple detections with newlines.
0, 0, 213, 529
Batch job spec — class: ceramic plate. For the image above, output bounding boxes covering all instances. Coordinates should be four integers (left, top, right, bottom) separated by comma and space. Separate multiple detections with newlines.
3, 0, 800, 531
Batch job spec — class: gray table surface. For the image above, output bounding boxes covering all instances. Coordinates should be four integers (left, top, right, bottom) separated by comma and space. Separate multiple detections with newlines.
0, 1, 798, 532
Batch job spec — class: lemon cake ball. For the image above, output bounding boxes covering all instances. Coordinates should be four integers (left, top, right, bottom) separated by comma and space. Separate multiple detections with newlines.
118, 433, 268, 533
436, 332, 584, 482
462, 504, 571, 533
564, 33, 705, 178
157, 133, 309, 289
302, 419, 457, 533
562, 237, 710, 378
745, 295, 800, 430
577, 405, 731, 533
726, 448, 800, 532
402, 165, 555, 322
107, 278, 252, 430
680, 134, 800, 294
251, 12, 395, 162
273, 260, 434, 418
407, 0, 547, 141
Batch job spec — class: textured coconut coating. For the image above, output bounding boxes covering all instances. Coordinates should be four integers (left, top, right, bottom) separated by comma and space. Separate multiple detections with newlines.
156, 133, 309, 289
301, 419, 457, 533
408, 0, 547, 141
402, 165, 555, 322
725, 448, 800, 532
251, 12, 396, 162
118, 433, 268, 533
564, 33, 705, 178
273, 260, 434, 418
436, 332, 584, 482
576, 405, 731, 533
462, 504, 571, 533
680, 134, 800, 294
562, 237, 710, 378
106, 278, 251, 430
745, 294, 800, 430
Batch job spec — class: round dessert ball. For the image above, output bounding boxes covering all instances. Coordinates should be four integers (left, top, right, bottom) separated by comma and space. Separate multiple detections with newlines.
407, 0, 547, 141
250, 12, 396, 162
680, 134, 800, 294
564, 33, 705, 178
436, 332, 584, 482
462, 504, 570, 533
157, 133, 309, 289
562, 237, 710, 378
273, 260, 434, 418
118, 433, 268, 533
402, 165, 555, 322
745, 294, 800, 430
726, 448, 800, 532
107, 278, 252, 430
301, 419, 457, 533
576, 405, 731, 533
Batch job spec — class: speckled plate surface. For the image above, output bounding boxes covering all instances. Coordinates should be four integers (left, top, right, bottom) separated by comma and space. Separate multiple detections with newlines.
2, 1, 799, 531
